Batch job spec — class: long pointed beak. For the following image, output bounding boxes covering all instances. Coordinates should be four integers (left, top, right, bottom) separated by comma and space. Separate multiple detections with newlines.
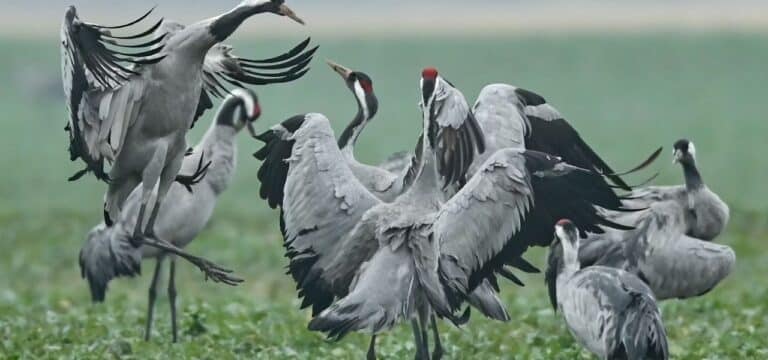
326, 59, 352, 80
246, 121, 259, 139
278, 4, 304, 25
558, 162, 591, 174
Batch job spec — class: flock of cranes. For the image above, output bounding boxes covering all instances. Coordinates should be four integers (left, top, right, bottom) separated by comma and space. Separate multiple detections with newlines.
63, 1, 736, 359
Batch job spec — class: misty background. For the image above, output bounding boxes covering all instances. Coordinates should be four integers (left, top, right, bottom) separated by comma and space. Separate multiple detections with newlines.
2, 0, 768, 36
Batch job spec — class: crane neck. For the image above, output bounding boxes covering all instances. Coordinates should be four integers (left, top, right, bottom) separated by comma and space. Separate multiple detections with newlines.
681, 159, 704, 192
209, 4, 271, 42
338, 105, 368, 154
404, 127, 442, 198
196, 100, 242, 195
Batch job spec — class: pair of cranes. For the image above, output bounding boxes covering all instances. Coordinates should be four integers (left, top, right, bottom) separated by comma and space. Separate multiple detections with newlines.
64, 1, 735, 358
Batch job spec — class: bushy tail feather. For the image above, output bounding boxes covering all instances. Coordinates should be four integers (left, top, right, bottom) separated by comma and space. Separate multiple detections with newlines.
467, 280, 510, 322
308, 247, 415, 340
78, 224, 142, 302
617, 293, 669, 360
307, 296, 400, 341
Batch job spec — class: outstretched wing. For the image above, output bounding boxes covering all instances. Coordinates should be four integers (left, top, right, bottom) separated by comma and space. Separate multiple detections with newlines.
255, 113, 381, 315
515, 87, 635, 191
61, 6, 166, 181
434, 149, 630, 315
468, 84, 529, 176
431, 149, 533, 313
194, 39, 317, 127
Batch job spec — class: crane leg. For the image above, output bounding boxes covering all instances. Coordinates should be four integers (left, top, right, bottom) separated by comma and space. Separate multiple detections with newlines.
144, 257, 165, 341
130, 144, 167, 247
131, 201, 148, 248
144, 150, 182, 240
411, 319, 429, 360
168, 257, 178, 343
430, 314, 443, 360
140, 237, 243, 285
366, 335, 377, 360
127, 150, 240, 284
419, 312, 430, 360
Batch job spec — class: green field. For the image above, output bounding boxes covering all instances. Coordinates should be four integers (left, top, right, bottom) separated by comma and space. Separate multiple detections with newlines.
0, 33, 766, 359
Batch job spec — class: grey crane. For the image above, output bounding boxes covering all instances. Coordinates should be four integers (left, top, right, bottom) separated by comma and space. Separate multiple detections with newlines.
61, 1, 312, 277
617, 139, 729, 240
79, 89, 260, 342
256, 68, 630, 358
546, 139, 735, 301
550, 219, 669, 360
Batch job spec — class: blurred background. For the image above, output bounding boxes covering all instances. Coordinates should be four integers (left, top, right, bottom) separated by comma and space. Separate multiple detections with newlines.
0, 1, 766, 358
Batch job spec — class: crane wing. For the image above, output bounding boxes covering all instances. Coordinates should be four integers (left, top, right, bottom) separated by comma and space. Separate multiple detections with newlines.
603, 201, 735, 300
61, 6, 166, 182
433, 149, 630, 315
430, 85, 486, 188
546, 199, 735, 306
516, 87, 635, 191
468, 84, 529, 175
255, 113, 382, 315
194, 39, 317, 127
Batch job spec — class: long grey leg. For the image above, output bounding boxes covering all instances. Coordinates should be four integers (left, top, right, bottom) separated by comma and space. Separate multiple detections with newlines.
430, 314, 444, 360
412, 319, 428, 360
143, 199, 162, 239
419, 314, 430, 360
367, 335, 377, 360
131, 202, 148, 247
168, 257, 178, 343
132, 143, 167, 246
144, 257, 165, 341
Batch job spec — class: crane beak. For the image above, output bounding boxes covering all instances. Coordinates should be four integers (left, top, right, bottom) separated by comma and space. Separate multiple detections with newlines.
672, 149, 681, 164
246, 121, 259, 139
278, 4, 305, 25
326, 59, 352, 80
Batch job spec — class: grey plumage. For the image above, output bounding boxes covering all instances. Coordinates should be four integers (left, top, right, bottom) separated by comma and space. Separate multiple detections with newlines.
62, 2, 310, 278
79, 90, 259, 341
553, 219, 669, 360
255, 69, 630, 358
299, 71, 627, 359
308, 73, 486, 342
619, 139, 729, 240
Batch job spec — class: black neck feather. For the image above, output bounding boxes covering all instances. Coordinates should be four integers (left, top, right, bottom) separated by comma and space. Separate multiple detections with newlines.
681, 160, 704, 190
337, 108, 365, 149
210, 4, 271, 42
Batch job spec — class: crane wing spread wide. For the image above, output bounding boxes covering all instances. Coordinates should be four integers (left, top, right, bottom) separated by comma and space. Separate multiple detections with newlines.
61, 6, 165, 181
257, 114, 382, 315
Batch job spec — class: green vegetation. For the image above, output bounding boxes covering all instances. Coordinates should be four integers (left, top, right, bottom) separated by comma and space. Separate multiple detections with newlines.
0, 33, 766, 358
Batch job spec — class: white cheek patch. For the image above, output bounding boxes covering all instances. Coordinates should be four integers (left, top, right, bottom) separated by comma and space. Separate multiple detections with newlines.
688, 142, 696, 157
555, 226, 568, 245
556, 226, 579, 255
353, 81, 369, 120
230, 88, 255, 118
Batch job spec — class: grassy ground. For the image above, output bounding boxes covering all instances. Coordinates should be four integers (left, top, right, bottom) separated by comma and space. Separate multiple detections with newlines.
0, 33, 767, 359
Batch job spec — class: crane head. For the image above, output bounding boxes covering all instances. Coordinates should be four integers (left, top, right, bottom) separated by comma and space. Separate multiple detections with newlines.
327, 60, 379, 120
672, 138, 696, 165
240, 0, 305, 25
